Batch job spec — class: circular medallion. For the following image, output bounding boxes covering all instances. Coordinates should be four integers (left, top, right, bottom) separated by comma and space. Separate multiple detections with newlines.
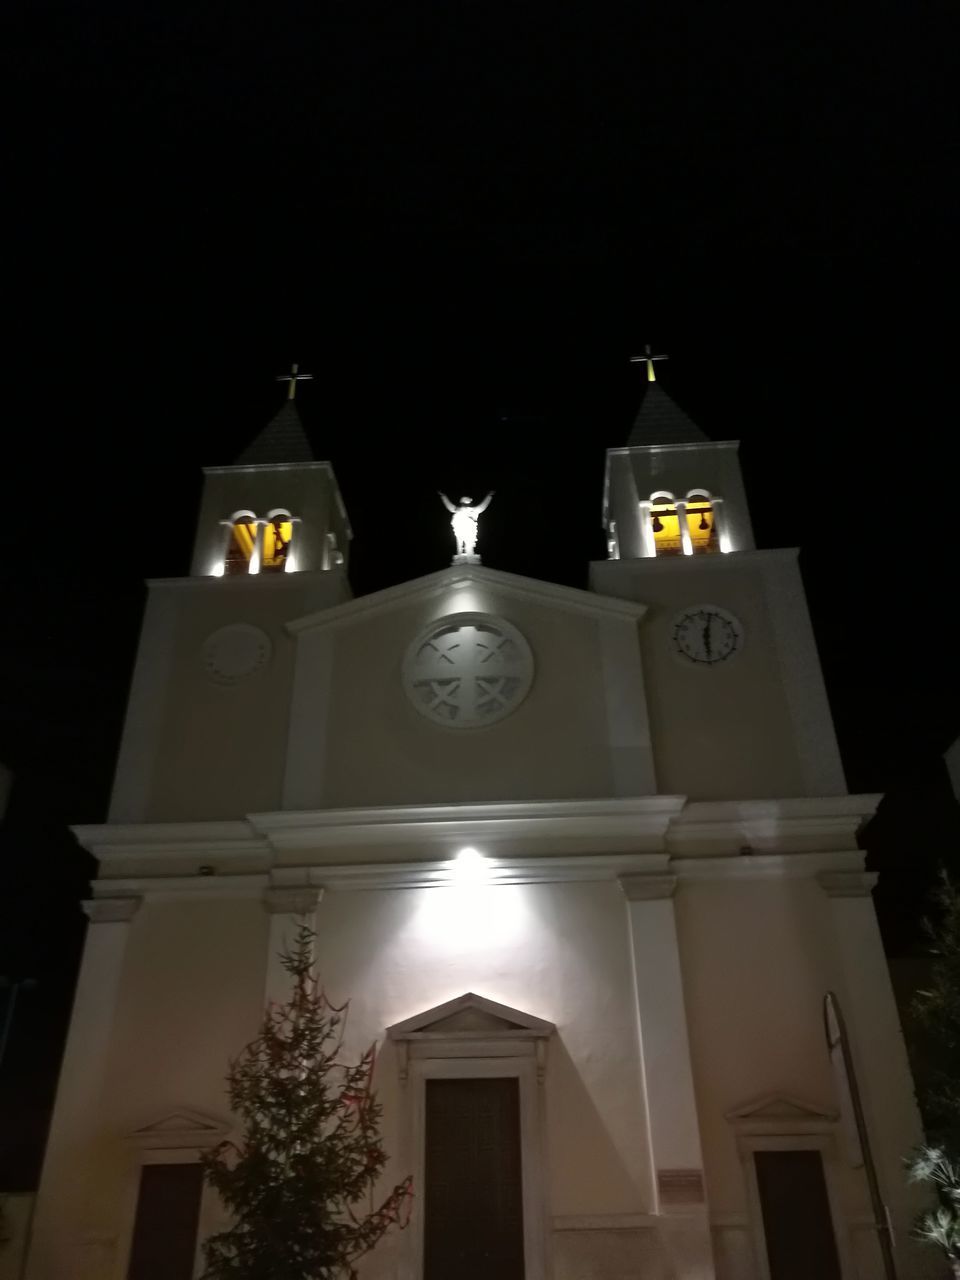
403, 613, 534, 727
202, 624, 272, 685
671, 604, 744, 665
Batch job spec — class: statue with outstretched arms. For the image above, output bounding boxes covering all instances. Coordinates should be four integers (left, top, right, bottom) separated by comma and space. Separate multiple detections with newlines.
438, 491, 495, 558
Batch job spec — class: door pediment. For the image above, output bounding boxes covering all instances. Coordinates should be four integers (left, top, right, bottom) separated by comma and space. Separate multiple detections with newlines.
388, 991, 554, 1040
388, 993, 555, 1081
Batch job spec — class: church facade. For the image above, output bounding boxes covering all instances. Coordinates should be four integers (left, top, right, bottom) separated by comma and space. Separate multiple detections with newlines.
27, 368, 936, 1279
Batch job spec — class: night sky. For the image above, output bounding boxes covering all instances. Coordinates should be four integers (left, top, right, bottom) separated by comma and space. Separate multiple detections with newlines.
2, 0, 959, 1186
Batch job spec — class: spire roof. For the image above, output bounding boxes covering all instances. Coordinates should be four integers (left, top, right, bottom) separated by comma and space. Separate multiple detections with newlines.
235, 401, 315, 466
627, 381, 709, 448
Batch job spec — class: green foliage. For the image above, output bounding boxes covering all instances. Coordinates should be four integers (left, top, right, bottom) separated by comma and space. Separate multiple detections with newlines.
199, 928, 412, 1280
907, 872, 960, 1266
913, 872, 960, 1144
908, 1148, 960, 1262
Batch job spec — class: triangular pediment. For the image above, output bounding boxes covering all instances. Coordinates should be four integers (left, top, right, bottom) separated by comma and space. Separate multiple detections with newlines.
388, 991, 554, 1040
287, 564, 647, 637
127, 1107, 231, 1149
726, 1093, 838, 1125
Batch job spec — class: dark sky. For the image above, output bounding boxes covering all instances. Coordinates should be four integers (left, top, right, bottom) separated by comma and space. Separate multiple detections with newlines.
1, 0, 958, 1186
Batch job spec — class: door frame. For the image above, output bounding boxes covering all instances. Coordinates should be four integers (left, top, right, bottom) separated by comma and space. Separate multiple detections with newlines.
405, 1054, 547, 1280
740, 1135, 854, 1280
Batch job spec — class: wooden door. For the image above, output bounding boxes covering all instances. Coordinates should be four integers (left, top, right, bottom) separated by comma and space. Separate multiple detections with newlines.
126, 1163, 203, 1280
423, 1077, 525, 1280
754, 1150, 842, 1280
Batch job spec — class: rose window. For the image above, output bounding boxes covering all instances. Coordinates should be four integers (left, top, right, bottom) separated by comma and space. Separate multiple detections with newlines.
402, 614, 534, 728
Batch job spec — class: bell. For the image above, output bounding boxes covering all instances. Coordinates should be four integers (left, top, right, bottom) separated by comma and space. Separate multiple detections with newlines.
652, 515, 663, 533
699, 513, 709, 531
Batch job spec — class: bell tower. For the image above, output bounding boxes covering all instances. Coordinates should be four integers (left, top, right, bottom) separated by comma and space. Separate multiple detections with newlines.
190, 365, 352, 578
592, 351, 846, 801
107, 370, 353, 824
603, 348, 754, 562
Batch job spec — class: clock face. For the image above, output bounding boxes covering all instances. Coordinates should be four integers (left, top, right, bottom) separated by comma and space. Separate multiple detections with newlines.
671, 605, 743, 665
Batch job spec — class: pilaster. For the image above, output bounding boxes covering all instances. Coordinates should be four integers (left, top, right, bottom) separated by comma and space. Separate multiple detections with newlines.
27, 897, 141, 1280
619, 874, 715, 1278
817, 871, 932, 1274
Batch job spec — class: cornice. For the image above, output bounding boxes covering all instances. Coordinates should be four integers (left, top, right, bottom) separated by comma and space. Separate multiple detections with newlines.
145, 568, 350, 592
590, 548, 802, 578
202, 461, 337, 477
605, 440, 741, 458
249, 796, 686, 851
83, 896, 142, 922
76, 797, 877, 892
285, 564, 649, 636
817, 870, 878, 898
666, 795, 880, 854
675, 851, 865, 882
73, 820, 268, 858
89, 875, 266, 902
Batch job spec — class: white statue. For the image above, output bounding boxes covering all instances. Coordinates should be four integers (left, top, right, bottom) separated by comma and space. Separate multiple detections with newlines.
438, 491, 495, 560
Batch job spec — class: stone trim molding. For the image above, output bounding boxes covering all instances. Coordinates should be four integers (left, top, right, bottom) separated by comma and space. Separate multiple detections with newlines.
262, 886, 324, 915
619, 874, 678, 901
125, 1107, 230, 1151
74, 795, 880, 894
817, 870, 878, 898
552, 1213, 660, 1231
82, 897, 141, 923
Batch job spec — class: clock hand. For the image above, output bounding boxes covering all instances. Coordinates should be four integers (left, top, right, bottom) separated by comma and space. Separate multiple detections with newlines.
703, 615, 712, 660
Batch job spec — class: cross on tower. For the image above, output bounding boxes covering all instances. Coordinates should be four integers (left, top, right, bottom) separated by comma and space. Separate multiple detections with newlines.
630, 344, 669, 383
275, 362, 314, 401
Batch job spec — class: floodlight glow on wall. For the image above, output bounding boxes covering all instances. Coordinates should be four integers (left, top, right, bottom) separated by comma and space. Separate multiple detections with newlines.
452, 847, 490, 885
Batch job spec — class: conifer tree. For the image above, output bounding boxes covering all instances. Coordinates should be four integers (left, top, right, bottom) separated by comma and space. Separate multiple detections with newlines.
200, 927, 412, 1279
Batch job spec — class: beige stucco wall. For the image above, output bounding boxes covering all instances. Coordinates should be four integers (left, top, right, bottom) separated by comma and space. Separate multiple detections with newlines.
70, 899, 267, 1268
592, 552, 845, 800
676, 878, 860, 1208
113, 574, 347, 823
312, 880, 653, 1217
39, 881, 656, 1278
31, 869, 937, 1279
308, 587, 634, 808
639, 568, 806, 800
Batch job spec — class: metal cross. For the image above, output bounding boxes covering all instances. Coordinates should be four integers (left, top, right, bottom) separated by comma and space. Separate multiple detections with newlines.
275, 362, 314, 401
630, 344, 669, 383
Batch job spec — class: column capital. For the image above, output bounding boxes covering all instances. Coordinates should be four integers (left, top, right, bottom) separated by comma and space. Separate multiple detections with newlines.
83, 896, 141, 923
817, 870, 877, 898
619, 874, 678, 902
263, 887, 324, 915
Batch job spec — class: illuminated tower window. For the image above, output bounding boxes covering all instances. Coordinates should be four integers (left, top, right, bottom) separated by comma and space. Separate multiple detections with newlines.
685, 490, 719, 555
649, 492, 683, 557
261, 511, 294, 574
224, 514, 259, 576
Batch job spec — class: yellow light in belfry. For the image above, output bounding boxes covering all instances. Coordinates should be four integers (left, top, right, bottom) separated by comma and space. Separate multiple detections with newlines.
263, 521, 291, 566
685, 500, 719, 554
650, 501, 683, 556
233, 521, 257, 558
